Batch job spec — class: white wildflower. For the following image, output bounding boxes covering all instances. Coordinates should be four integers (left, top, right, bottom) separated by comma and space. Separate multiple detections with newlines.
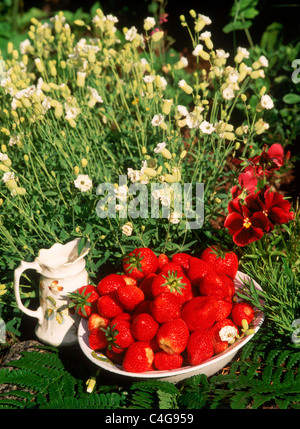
122, 222, 133, 237
74, 174, 92, 192
0, 153, 8, 162
222, 86, 235, 100
186, 112, 200, 129
64, 103, 80, 120
219, 325, 238, 344
144, 17, 156, 31
143, 75, 155, 83
125, 26, 138, 42
154, 142, 167, 153
260, 94, 274, 109
199, 120, 215, 134
127, 168, 141, 183
87, 86, 103, 103
151, 114, 165, 127
177, 105, 189, 117
169, 210, 181, 224
19, 39, 31, 55
192, 44, 204, 56
2, 171, 15, 183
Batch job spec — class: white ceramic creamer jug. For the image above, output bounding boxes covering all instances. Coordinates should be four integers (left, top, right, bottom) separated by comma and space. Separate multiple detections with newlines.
14, 238, 90, 347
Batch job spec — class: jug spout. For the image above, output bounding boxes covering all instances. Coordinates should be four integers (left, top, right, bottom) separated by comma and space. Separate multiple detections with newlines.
36, 238, 90, 279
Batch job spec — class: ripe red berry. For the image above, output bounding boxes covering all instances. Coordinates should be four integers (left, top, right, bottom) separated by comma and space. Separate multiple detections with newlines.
150, 291, 181, 323
122, 341, 154, 373
231, 302, 255, 327
116, 285, 144, 311
68, 285, 99, 318
187, 257, 214, 286
96, 292, 123, 319
200, 246, 238, 280
157, 253, 169, 270
130, 313, 159, 341
187, 330, 214, 365
198, 272, 234, 299
181, 296, 218, 332
123, 247, 158, 279
172, 252, 191, 271
105, 319, 135, 354
156, 318, 189, 355
87, 313, 110, 332
151, 271, 192, 305
97, 273, 126, 296
88, 329, 108, 351
154, 351, 183, 370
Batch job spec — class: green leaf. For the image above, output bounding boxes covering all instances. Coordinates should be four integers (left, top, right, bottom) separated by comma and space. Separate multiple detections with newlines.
242, 7, 259, 19
223, 20, 252, 34
282, 93, 300, 104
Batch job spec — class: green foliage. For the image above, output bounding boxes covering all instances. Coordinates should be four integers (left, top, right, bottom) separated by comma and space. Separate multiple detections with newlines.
0, 332, 299, 409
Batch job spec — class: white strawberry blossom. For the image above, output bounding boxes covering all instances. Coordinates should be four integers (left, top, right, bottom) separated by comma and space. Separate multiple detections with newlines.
219, 326, 239, 344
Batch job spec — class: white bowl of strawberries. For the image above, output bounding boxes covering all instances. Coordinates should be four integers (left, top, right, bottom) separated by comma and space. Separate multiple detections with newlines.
76, 246, 264, 384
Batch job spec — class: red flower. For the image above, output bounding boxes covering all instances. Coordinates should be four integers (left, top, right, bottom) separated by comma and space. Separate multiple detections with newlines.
231, 168, 258, 199
247, 187, 294, 230
224, 198, 269, 247
231, 143, 285, 177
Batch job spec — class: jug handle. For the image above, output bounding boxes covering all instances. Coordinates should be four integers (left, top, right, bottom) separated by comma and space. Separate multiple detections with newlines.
14, 260, 43, 324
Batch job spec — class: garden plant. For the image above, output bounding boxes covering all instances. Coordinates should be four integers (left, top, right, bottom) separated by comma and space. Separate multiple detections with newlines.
0, 0, 299, 410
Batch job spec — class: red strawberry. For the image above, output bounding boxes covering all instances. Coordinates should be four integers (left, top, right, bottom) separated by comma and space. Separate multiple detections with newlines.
187, 257, 214, 286
122, 341, 154, 372
132, 300, 152, 319
151, 271, 192, 305
105, 319, 135, 353
156, 318, 189, 355
160, 261, 184, 275
106, 347, 125, 364
123, 247, 158, 279
88, 329, 108, 350
150, 291, 181, 323
87, 313, 110, 332
97, 292, 123, 319
158, 253, 170, 270
172, 252, 191, 271
201, 246, 238, 280
198, 272, 234, 299
131, 313, 159, 341
154, 351, 183, 370
215, 298, 233, 321
121, 274, 138, 286
110, 312, 132, 324
187, 330, 214, 365
139, 273, 156, 300
68, 285, 99, 318
116, 285, 144, 311
231, 302, 255, 327
181, 296, 218, 332
97, 273, 126, 296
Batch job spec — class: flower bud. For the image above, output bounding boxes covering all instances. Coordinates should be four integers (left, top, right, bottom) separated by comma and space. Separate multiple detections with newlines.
73, 166, 80, 175
76, 71, 86, 87
178, 79, 193, 95
81, 158, 88, 168
151, 30, 164, 42
162, 99, 173, 115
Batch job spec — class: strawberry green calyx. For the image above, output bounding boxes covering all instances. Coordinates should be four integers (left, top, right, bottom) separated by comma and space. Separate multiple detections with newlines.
68, 287, 92, 317
102, 324, 120, 351
161, 271, 187, 295
124, 252, 144, 274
